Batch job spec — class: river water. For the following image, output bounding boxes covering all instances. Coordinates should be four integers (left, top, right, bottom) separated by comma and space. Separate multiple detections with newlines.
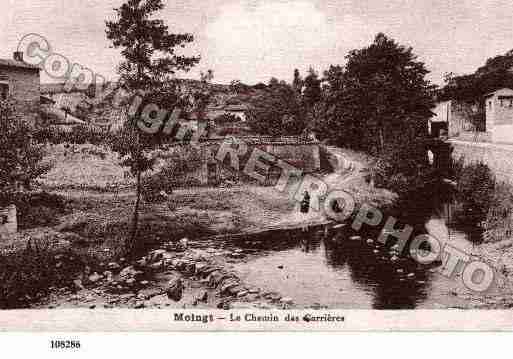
229, 187, 492, 309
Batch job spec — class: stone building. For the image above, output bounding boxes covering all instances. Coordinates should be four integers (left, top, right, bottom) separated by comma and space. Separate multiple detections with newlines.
0, 51, 40, 122
429, 100, 484, 140
484, 88, 513, 143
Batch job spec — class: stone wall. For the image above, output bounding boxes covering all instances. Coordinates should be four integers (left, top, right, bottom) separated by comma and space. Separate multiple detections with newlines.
450, 140, 513, 184
2, 66, 40, 122
157, 138, 320, 187
198, 140, 321, 186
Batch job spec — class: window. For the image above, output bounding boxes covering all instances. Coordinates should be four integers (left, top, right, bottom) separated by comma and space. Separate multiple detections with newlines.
0, 83, 8, 100
498, 96, 513, 107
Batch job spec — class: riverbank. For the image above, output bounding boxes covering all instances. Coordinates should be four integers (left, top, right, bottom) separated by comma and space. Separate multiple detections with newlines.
1, 144, 398, 309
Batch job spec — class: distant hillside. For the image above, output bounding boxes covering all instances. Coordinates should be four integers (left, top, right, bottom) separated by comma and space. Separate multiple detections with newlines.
40, 79, 268, 129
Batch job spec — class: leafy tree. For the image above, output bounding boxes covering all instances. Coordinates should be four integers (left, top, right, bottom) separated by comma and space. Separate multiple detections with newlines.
229, 80, 251, 94
440, 49, 513, 102
292, 69, 303, 96
302, 67, 322, 109
321, 33, 434, 155
0, 100, 50, 195
106, 0, 199, 255
247, 80, 306, 136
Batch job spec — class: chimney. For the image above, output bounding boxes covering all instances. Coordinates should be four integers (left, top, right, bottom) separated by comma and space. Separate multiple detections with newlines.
13, 51, 23, 62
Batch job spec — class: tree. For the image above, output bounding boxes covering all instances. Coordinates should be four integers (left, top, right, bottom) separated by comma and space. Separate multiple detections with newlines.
322, 33, 434, 155
292, 69, 303, 96
302, 67, 322, 109
0, 100, 50, 196
247, 80, 306, 136
106, 0, 199, 255
440, 49, 513, 102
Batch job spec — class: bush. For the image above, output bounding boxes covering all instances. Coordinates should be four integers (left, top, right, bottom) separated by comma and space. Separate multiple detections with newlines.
455, 161, 495, 225
141, 147, 202, 201
0, 192, 69, 230
482, 182, 513, 243
0, 99, 50, 194
33, 125, 111, 145
0, 244, 92, 309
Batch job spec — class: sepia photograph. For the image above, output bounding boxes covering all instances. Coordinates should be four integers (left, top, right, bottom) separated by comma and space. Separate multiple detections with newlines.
2, 0, 513, 336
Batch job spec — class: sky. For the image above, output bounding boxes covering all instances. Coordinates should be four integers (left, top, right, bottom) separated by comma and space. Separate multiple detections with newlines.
2, 0, 513, 85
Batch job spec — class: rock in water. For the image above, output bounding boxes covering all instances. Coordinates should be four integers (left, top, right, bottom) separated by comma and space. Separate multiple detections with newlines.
166, 278, 184, 302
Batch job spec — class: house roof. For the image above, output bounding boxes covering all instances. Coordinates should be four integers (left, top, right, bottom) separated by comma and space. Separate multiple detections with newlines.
0, 58, 40, 71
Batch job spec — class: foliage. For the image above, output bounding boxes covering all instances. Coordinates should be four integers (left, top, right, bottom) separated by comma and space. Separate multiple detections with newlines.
440, 49, 513, 102
106, 0, 200, 255
482, 181, 513, 243
0, 191, 69, 229
319, 33, 435, 155
0, 100, 51, 194
0, 244, 93, 309
455, 162, 496, 225
292, 69, 303, 96
229, 80, 252, 94
34, 125, 111, 145
141, 146, 202, 201
246, 79, 306, 136
302, 67, 322, 109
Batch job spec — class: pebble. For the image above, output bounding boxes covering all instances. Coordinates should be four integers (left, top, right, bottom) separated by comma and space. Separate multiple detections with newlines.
166, 277, 184, 302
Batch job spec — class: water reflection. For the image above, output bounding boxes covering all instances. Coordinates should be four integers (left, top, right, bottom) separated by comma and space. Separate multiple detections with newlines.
231, 182, 476, 309
232, 228, 437, 309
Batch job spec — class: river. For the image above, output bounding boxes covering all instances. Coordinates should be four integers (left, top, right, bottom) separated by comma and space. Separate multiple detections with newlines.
227, 186, 494, 309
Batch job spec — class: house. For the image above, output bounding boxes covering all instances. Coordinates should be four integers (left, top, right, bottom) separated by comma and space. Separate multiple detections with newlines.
430, 100, 484, 140
223, 104, 248, 122
484, 88, 513, 143
0, 52, 40, 122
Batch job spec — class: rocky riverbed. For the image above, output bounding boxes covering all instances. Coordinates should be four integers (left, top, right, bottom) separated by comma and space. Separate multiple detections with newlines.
35, 236, 298, 310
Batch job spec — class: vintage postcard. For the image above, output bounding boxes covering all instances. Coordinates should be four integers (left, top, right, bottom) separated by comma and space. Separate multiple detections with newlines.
2, 0, 513, 333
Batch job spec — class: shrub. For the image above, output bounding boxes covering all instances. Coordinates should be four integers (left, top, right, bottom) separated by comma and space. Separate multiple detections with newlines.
455, 161, 495, 225
0, 244, 92, 309
141, 147, 202, 201
482, 182, 513, 243
0, 99, 50, 194
0, 192, 69, 230
33, 125, 111, 145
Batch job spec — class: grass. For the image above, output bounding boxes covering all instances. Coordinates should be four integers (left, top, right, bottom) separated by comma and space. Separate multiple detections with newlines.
1, 143, 394, 308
